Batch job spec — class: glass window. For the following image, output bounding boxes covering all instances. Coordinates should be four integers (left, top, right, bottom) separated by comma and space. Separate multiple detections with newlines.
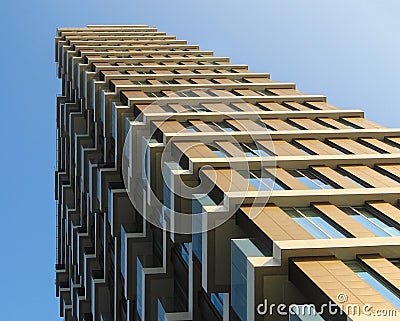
211, 293, 224, 316
346, 261, 400, 310
216, 121, 236, 132
390, 259, 400, 268
180, 243, 189, 265
146, 91, 165, 97
121, 227, 127, 279
182, 104, 208, 112
283, 207, 347, 239
205, 121, 237, 132
132, 80, 151, 85
231, 239, 270, 321
208, 145, 229, 158
179, 91, 198, 97
338, 170, 368, 187
181, 121, 198, 132
240, 170, 285, 191
288, 169, 334, 189
242, 142, 271, 157
340, 207, 400, 237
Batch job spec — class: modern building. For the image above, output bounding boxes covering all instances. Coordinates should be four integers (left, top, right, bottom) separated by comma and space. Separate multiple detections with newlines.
55, 25, 400, 321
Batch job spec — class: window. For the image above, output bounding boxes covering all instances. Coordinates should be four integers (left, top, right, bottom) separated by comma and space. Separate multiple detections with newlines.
210, 293, 224, 316
208, 145, 229, 158
182, 104, 209, 112
178, 91, 198, 97
340, 207, 400, 237
160, 79, 178, 85
132, 80, 151, 85
283, 207, 347, 239
335, 168, 369, 187
181, 121, 198, 132
232, 78, 249, 83
346, 261, 400, 310
146, 91, 165, 98
231, 239, 270, 321
180, 243, 190, 265
390, 259, 400, 268
239, 170, 285, 191
288, 169, 334, 189
214, 121, 237, 132
338, 118, 360, 129
238, 142, 271, 157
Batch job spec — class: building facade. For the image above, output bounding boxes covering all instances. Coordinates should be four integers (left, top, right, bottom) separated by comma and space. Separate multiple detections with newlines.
55, 25, 400, 321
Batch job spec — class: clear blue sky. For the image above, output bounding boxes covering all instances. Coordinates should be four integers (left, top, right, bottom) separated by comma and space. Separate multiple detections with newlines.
0, 0, 399, 320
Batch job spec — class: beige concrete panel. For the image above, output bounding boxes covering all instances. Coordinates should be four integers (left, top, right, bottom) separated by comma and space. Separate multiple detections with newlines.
311, 166, 361, 189
175, 69, 194, 74
262, 119, 297, 130
342, 117, 385, 129
136, 103, 164, 114
201, 168, 256, 192
268, 88, 304, 96
232, 89, 262, 96
244, 77, 273, 83
360, 138, 400, 154
110, 79, 132, 87
173, 141, 217, 159
192, 89, 212, 97
260, 140, 304, 156
190, 78, 213, 84
317, 117, 352, 129
174, 78, 190, 84
195, 69, 214, 74
258, 102, 288, 111
147, 79, 162, 85
214, 141, 246, 157
328, 138, 380, 154
226, 119, 266, 132
189, 120, 216, 132
231, 102, 259, 112
151, 69, 174, 74
295, 139, 342, 155
241, 205, 314, 241
386, 137, 400, 146
284, 102, 310, 111
212, 78, 236, 84
289, 118, 328, 130
121, 90, 148, 99
340, 165, 400, 188
151, 120, 185, 133
366, 201, 400, 224
202, 103, 234, 113
292, 257, 396, 310
265, 167, 309, 190
312, 203, 375, 238
377, 164, 400, 179
167, 103, 187, 113
358, 254, 400, 290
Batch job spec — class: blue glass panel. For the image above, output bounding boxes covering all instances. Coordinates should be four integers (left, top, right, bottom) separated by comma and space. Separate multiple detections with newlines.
231, 239, 267, 321
158, 299, 166, 321
211, 293, 223, 315
181, 243, 189, 265
292, 217, 329, 239
137, 259, 144, 320
213, 150, 227, 158
308, 217, 346, 238
121, 227, 126, 279
351, 215, 390, 237
357, 271, 400, 310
